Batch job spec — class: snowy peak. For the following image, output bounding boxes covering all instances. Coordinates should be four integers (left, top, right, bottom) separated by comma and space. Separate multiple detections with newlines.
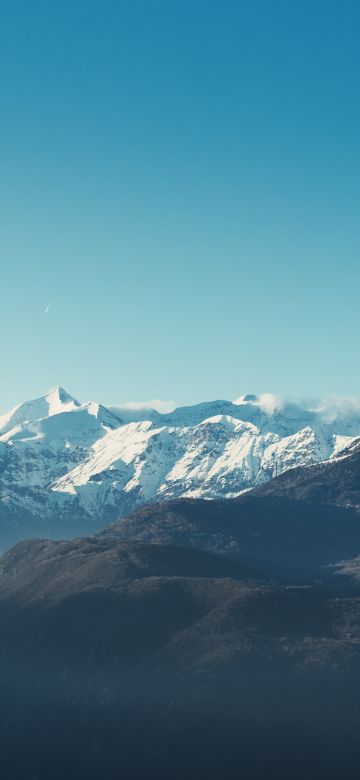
0, 388, 123, 440
46, 386, 80, 413
0, 386, 80, 434
235, 393, 259, 403
82, 402, 123, 429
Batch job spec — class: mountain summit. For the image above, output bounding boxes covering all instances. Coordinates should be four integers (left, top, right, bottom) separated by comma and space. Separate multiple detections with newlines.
0, 386, 80, 434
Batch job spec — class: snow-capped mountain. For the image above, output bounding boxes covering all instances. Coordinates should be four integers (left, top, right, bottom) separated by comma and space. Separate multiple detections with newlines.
1, 387, 360, 547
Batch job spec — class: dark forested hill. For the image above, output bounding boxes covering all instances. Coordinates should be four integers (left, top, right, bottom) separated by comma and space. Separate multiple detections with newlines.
0, 533, 360, 779
101, 493, 360, 583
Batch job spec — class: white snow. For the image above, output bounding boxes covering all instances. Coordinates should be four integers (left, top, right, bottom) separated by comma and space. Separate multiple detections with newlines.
0, 387, 79, 434
0, 387, 359, 529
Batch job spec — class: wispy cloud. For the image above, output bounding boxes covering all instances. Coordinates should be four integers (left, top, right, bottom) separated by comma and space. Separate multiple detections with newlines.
308, 395, 360, 419
118, 399, 177, 414
44, 303, 51, 314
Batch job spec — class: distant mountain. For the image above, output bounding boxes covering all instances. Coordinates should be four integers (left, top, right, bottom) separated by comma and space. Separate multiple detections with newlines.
1, 534, 360, 778
1, 387, 360, 546
0, 386, 80, 433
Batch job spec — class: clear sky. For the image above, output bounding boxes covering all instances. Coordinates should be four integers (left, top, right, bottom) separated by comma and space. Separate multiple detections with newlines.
1, 0, 360, 411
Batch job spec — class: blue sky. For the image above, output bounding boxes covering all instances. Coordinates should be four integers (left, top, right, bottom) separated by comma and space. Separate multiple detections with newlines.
1, 0, 360, 410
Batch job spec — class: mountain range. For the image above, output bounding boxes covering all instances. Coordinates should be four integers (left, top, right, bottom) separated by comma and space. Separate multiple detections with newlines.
1, 386, 360, 548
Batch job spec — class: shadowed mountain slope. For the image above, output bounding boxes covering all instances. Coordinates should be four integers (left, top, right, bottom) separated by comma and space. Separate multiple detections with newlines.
0, 534, 360, 778
101, 494, 360, 583
252, 440, 360, 506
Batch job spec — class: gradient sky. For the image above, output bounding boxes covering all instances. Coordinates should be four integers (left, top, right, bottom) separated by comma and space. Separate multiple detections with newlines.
1, 0, 360, 411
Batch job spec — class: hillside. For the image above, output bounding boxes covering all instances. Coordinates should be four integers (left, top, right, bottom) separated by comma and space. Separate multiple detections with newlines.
1, 534, 360, 778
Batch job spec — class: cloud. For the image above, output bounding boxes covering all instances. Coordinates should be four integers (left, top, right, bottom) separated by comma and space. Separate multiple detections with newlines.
233, 393, 282, 412
119, 399, 177, 414
233, 392, 360, 419
307, 395, 360, 420
44, 303, 51, 314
